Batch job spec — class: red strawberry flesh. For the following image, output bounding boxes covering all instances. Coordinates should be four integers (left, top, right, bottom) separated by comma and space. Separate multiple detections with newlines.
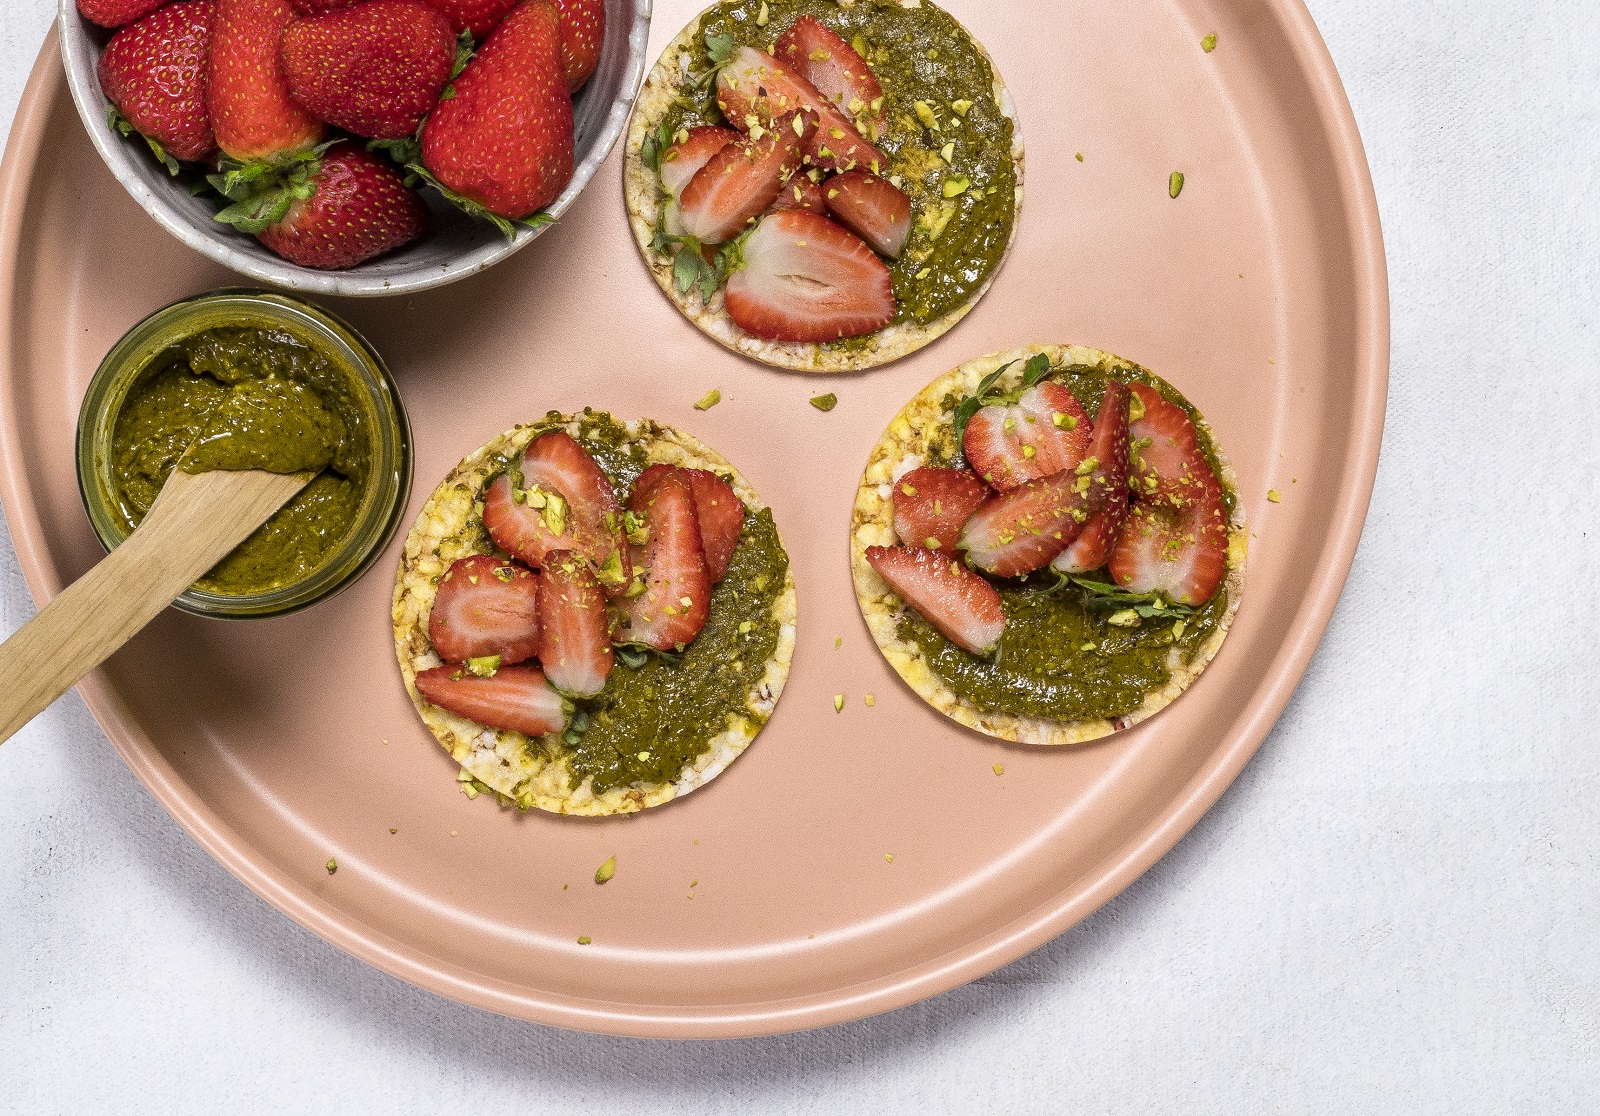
481, 430, 629, 591
280, 0, 456, 140
78, 0, 170, 28
1108, 474, 1229, 606
823, 169, 910, 258
97, 0, 217, 163
771, 172, 827, 214
676, 111, 809, 245
723, 210, 895, 342
865, 545, 1005, 655
1128, 381, 1214, 507
413, 664, 569, 737
552, 0, 605, 90
963, 381, 1093, 492
428, 554, 540, 665
617, 468, 711, 651
536, 549, 614, 697
421, 0, 518, 38
658, 126, 740, 198
774, 15, 887, 140
715, 46, 885, 175
891, 466, 988, 554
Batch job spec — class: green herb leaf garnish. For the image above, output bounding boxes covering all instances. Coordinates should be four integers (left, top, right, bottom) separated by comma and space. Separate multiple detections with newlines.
1065, 575, 1196, 621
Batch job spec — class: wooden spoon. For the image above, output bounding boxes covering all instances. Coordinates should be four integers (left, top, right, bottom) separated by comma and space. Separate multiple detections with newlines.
0, 465, 313, 744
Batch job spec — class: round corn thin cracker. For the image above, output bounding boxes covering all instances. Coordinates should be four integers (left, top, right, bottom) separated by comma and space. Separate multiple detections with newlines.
850, 344, 1247, 745
622, 0, 1025, 373
394, 414, 798, 816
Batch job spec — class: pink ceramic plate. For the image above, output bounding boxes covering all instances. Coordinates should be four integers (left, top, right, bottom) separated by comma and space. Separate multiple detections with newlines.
0, 0, 1386, 1037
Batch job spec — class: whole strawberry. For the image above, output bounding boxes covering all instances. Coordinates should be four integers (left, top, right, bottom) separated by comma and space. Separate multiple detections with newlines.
420, 0, 574, 225
281, 0, 456, 140
208, 0, 324, 162
288, 0, 359, 12
77, 0, 169, 28
421, 0, 518, 38
97, 0, 217, 168
216, 143, 430, 269
552, 0, 604, 91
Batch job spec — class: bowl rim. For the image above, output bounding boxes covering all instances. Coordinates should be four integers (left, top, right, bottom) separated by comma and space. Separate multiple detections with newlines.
56, 0, 653, 298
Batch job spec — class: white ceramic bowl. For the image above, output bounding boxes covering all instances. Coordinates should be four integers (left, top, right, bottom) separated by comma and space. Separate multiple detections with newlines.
58, 0, 651, 297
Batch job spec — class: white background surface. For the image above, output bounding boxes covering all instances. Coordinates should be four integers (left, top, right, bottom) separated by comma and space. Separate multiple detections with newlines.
1, 1, 1596, 1112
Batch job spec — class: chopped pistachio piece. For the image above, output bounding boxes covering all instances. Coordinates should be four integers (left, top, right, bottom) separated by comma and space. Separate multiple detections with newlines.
1169, 170, 1185, 198
833, 694, 845, 713
577, 935, 592, 945
950, 98, 972, 117
756, 1, 769, 25
388, 827, 397, 834
864, 694, 876, 707
810, 392, 838, 411
464, 654, 501, 677
834, 636, 842, 649
694, 388, 721, 410
914, 100, 939, 130
884, 853, 895, 863
939, 142, 955, 163
325, 858, 337, 875
1202, 32, 1217, 52
993, 764, 1005, 776
1107, 609, 1141, 628
942, 176, 970, 197
1075, 151, 1084, 162
1267, 488, 1283, 503
595, 855, 616, 884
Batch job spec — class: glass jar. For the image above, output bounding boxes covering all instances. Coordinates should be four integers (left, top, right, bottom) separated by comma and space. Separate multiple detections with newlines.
75, 289, 412, 619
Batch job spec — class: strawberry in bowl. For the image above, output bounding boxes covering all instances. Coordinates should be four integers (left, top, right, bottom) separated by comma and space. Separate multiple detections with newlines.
59, 0, 648, 294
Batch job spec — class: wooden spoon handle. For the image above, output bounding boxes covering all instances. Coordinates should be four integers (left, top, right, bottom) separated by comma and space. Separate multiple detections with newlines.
0, 468, 309, 744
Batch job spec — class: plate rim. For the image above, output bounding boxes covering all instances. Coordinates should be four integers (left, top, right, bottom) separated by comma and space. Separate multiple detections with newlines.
0, 9, 1389, 1037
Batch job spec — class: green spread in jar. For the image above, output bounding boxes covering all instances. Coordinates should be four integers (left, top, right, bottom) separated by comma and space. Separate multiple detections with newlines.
910, 364, 1234, 722
108, 325, 372, 596
659, 0, 1018, 325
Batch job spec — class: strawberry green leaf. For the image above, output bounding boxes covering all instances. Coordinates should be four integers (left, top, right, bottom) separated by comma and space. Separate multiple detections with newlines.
106, 106, 180, 176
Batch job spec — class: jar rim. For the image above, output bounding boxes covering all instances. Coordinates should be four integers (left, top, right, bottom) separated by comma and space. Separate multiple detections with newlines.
75, 289, 413, 620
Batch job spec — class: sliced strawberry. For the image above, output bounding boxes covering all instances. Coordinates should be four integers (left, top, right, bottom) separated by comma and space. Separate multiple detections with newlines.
1051, 481, 1131, 575
960, 383, 1130, 577
630, 464, 745, 583
535, 549, 613, 697
1128, 381, 1216, 506
428, 554, 541, 665
658, 125, 740, 198
616, 468, 711, 651
892, 466, 987, 553
823, 169, 910, 258
1108, 472, 1229, 606
865, 545, 1005, 655
481, 431, 629, 593
771, 172, 826, 214
677, 111, 810, 245
723, 210, 895, 342
774, 15, 886, 141
414, 663, 569, 737
963, 381, 1093, 491
715, 45, 885, 174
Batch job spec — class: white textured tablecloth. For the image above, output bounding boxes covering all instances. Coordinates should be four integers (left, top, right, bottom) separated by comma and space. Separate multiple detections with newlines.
2, 1, 1596, 1111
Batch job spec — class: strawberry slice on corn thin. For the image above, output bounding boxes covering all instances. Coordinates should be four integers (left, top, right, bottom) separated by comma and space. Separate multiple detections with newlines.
865, 545, 1005, 655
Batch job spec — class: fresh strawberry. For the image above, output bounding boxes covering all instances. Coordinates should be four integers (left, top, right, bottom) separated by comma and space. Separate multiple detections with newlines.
1108, 473, 1229, 606
427, 554, 540, 665
481, 430, 630, 591
723, 210, 895, 342
552, 0, 604, 91
616, 469, 710, 652
823, 169, 910, 258
280, 0, 456, 141
715, 45, 885, 174
420, 0, 574, 223
676, 111, 809, 245
774, 15, 886, 141
1051, 475, 1131, 575
864, 545, 1005, 655
97, 0, 217, 168
208, 0, 325, 162
1056, 379, 1136, 572
959, 383, 1131, 577
891, 466, 987, 554
421, 0, 518, 38
637, 464, 745, 583
536, 550, 613, 697
288, 0, 360, 12
963, 381, 1093, 492
771, 172, 826, 214
78, 0, 169, 28
244, 143, 429, 269
413, 663, 570, 737
1128, 381, 1216, 506
658, 126, 740, 198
